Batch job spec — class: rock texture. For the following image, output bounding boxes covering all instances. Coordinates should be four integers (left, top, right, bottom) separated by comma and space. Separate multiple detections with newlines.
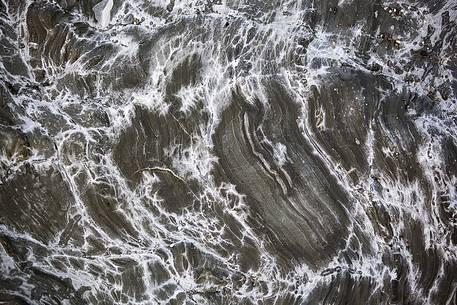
0, 0, 456, 304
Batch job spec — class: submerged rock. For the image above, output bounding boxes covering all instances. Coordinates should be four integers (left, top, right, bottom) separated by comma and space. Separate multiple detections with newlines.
92, 0, 113, 28
0, 0, 456, 304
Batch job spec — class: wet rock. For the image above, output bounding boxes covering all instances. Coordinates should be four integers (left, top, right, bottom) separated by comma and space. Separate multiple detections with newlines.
93, 0, 113, 28
1, 0, 456, 304
0, 167, 73, 243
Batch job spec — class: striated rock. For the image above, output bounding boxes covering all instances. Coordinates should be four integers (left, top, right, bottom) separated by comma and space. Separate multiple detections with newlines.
0, 0, 456, 304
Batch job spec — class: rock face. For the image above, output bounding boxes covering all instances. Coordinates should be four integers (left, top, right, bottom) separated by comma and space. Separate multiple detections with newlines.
0, 0, 456, 304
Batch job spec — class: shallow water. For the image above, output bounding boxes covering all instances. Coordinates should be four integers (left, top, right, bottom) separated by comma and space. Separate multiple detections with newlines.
0, 0, 456, 304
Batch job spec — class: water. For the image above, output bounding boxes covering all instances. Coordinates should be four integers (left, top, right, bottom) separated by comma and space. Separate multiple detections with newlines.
0, 0, 456, 304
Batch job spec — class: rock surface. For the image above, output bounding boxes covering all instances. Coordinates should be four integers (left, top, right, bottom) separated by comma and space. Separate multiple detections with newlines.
0, 0, 456, 304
